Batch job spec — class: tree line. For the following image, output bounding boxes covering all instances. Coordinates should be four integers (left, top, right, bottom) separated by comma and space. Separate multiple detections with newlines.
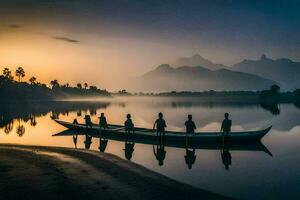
0, 67, 110, 101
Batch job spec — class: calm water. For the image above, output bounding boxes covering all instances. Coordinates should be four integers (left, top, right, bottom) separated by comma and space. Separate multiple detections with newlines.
1, 97, 300, 199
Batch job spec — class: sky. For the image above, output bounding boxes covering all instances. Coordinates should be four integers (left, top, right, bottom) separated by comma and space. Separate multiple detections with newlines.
0, 0, 300, 90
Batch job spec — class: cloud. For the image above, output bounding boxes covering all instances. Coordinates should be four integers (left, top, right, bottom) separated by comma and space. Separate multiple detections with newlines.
52, 36, 80, 43
7, 24, 21, 28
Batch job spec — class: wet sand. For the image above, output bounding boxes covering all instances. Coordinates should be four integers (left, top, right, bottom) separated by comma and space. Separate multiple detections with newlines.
0, 144, 232, 200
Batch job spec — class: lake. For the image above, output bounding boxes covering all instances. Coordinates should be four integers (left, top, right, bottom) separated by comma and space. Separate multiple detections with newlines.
1, 97, 300, 199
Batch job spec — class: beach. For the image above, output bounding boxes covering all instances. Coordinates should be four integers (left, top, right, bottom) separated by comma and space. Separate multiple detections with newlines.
0, 144, 231, 200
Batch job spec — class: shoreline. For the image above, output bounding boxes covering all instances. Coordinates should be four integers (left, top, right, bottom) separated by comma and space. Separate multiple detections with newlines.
0, 144, 232, 200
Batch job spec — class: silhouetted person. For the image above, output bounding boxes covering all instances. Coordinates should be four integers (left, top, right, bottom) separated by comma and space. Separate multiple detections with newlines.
185, 114, 196, 135
124, 114, 134, 134
73, 134, 78, 148
99, 138, 108, 152
124, 141, 135, 161
99, 113, 108, 129
73, 118, 78, 125
221, 113, 232, 137
84, 115, 92, 128
185, 148, 196, 169
153, 112, 167, 137
221, 145, 232, 170
153, 144, 166, 166
84, 134, 92, 149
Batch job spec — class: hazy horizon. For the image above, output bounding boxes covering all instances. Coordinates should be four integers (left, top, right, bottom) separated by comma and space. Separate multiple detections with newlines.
1, 0, 300, 90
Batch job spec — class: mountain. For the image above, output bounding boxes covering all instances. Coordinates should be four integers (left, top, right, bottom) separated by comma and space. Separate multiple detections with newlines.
173, 54, 227, 70
132, 64, 275, 92
232, 54, 300, 90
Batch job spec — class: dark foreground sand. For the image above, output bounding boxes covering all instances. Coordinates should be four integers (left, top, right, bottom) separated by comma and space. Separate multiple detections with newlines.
0, 144, 232, 200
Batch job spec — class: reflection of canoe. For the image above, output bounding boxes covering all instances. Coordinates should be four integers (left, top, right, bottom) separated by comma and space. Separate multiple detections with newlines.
53, 128, 272, 156
54, 120, 272, 143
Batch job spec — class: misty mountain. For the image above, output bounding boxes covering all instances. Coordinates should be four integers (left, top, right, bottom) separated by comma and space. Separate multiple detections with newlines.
173, 54, 227, 70
132, 64, 275, 92
232, 54, 300, 90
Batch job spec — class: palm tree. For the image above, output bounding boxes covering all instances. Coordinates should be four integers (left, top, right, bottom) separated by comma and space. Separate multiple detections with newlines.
77, 83, 82, 89
50, 80, 60, 88
15, 67, 25, 82
29, 76, 37, 85
2, 68, 13, 80
84, 82, 88, 89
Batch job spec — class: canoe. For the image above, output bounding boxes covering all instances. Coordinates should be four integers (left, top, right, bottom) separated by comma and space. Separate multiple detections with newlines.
54, 120, 272, 143
53, 128, 273, 156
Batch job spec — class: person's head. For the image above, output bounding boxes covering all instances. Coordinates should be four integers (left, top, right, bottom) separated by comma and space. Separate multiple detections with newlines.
188, 164, 192, 169
101, 113, 104, 117
127, 114, 131, 119
225, 165, 229, 170
224, 113, 229, 119
188, 114, 192, 120
158, 112, 163, 119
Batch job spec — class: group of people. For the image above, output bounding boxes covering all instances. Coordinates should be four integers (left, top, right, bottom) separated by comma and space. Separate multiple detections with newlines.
81, 112, 232, 136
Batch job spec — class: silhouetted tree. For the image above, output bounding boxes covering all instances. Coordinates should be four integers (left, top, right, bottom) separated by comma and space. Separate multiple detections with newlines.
3, 67, 13, 80
84, 82, 88, 89
29, 76, 37, 85
50, 80, 60, 88
15, 67, 25, 82
89, 85, 98, 90
77, 83, 82, 89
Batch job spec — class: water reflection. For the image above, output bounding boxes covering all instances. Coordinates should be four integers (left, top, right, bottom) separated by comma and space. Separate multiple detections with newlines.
55, 128, 272, 170
1, 98, 299, 199
1, 99, 300, 134
0, 101, 110, 136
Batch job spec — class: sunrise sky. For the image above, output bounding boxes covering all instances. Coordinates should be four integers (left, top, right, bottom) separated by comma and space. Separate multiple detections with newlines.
1, 0, 299, 90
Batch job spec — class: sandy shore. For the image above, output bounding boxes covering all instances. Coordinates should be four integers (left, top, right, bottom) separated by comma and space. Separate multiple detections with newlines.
0, 144, 232, 200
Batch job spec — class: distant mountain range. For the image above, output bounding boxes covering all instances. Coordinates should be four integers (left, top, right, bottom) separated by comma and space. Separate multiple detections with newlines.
129, 54, 300, 92
232, 54, 300, 90
173, 54, 227, 70
132, 64, 275, 92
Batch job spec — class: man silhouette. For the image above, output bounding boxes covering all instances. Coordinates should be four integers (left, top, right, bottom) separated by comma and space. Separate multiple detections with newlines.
185, 114, 196, 135
221, 113, 232, 137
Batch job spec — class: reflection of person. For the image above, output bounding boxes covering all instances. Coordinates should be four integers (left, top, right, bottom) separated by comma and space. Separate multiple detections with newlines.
98, 138, 108, 152
84, 115, 92, 128
99, 113, 108, 129
153, 145, 166, 166
221, 113, 232, 137
124, 114, 134, 134
185, 148, 196, 169
84, 134, 92, 149
185, 114, 196, 135
221, 146, 232, 170
73, 134, 78, 148
124, 141, 135, 161
153, 112, 167, 137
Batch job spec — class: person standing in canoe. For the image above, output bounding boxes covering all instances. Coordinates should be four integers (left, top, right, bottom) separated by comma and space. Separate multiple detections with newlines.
99, 113, 108, 130
84, 115, 92, 129
124, 114, 134, 135
185, 114, 196, 135
153, 112, 167, 137
221, 113, 232, 137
